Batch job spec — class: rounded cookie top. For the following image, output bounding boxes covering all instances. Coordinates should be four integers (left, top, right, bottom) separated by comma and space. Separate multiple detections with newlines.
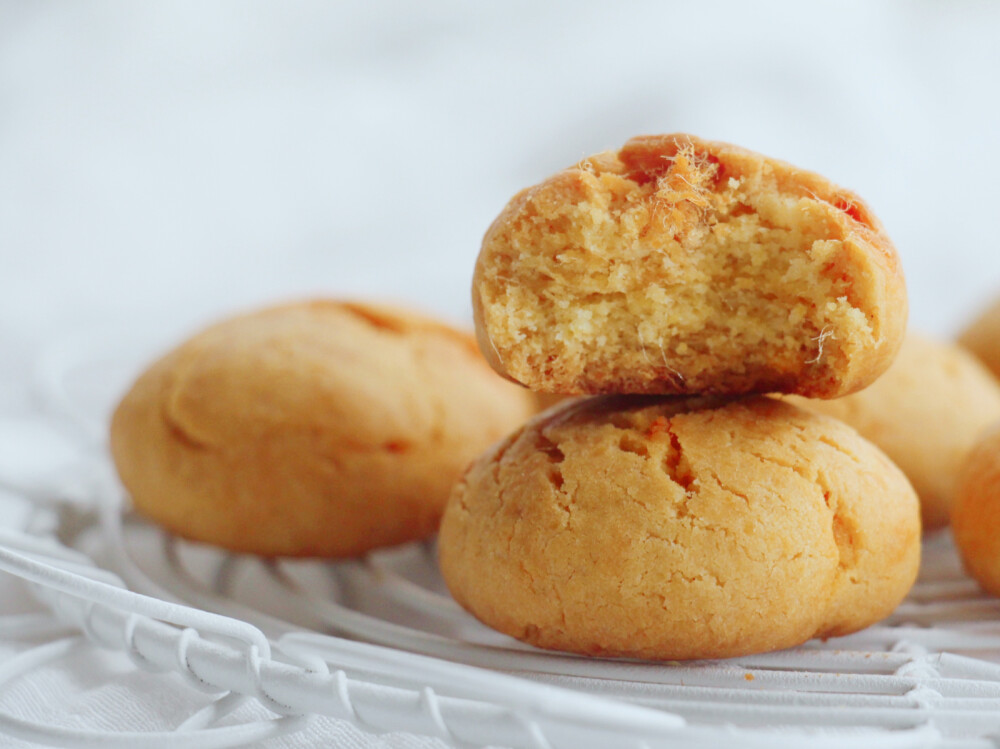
110, 299, 537, 558
788, 332, 1000, 531
439, 395, 920, 660
473, 133, 906, 398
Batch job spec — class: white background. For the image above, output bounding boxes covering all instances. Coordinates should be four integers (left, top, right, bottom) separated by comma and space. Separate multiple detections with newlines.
2, 2, 1000, 747
3, 1, 1000, 359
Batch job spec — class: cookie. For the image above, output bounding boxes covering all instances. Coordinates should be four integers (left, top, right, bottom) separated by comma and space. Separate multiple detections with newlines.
473, 133, 906, 398
110, 300, 537, 557
952, 425, 1000, 596
439, 395, 920, 660
787, 333, 1000, 531
959, 296, 1000, 380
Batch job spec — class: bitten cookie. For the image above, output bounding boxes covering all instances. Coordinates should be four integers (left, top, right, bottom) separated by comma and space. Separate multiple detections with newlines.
473, 133, 906, 398
787, 333, 1000, 531
952, 425, 1000, 596
959, 296, 1000, 380
439, 395, 920, 660
110, 300, 537, 557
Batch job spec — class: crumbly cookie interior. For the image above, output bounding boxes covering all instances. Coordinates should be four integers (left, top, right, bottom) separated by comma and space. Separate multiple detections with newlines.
481, 144, 874, 394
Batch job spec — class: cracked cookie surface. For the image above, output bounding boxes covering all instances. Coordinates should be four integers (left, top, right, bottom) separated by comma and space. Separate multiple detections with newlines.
787, 333, 1000, 531
473, 133, 906, 398
110, 300, 537, 557
438, 395, 920, 660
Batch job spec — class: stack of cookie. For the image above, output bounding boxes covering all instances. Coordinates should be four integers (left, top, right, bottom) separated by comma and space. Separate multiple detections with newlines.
438, 134, 922, 660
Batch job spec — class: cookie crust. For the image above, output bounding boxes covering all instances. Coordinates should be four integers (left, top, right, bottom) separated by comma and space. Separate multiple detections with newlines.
789, 333, 1000, 531
473, 133, 906, 398
959, 296, 1000, 380
953, 425, 1000, 596
439, 395, 920, 660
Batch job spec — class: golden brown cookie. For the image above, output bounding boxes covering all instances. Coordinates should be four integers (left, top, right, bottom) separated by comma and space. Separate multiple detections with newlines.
110, 300, 537, 558
787, 333, 1000, 531
439, 395, 920, 660
952, 425, 1000, 596
473, 133, 906, 399
959, 296, 1000, 380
